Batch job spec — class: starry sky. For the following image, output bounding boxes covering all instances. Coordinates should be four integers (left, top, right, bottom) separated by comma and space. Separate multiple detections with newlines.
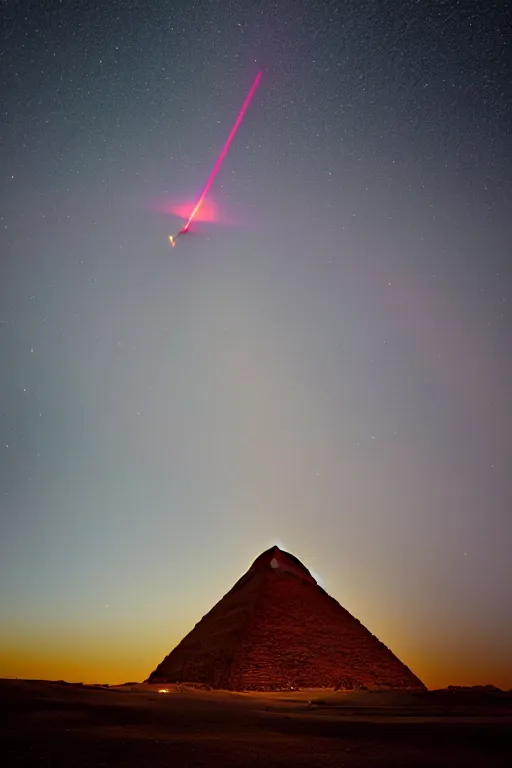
1, 0, 511, 689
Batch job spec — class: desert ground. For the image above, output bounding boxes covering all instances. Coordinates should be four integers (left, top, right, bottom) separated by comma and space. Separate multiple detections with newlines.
2, 679, 511, 767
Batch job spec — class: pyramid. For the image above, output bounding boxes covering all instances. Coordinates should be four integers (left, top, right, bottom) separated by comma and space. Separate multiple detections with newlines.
147, 546, 426, 691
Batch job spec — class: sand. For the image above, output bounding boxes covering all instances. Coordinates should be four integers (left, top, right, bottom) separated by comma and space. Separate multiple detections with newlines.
3, 679, 511, 766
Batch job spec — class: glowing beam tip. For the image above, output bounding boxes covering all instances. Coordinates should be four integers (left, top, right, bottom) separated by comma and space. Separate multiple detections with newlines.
176, 71, 263, 238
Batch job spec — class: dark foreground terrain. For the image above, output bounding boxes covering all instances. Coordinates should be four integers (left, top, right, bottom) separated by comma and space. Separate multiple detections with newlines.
2, 679, 511, 767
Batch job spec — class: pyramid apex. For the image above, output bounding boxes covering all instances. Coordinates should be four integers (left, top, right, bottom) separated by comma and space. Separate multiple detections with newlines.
249, 546, 317, 584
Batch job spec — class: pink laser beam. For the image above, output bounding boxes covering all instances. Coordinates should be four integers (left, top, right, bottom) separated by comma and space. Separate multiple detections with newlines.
180, 71, 263, 233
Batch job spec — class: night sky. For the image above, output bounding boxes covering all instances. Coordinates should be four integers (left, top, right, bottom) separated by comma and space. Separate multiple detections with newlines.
1, 0, 511, 689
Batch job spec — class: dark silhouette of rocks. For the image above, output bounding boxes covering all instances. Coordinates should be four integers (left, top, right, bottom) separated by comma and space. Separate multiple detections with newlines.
446, 685, 504, 693
147, 546, 426, 692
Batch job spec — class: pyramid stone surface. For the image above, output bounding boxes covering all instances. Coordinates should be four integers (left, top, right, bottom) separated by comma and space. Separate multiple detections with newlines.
147, 546, 426, 691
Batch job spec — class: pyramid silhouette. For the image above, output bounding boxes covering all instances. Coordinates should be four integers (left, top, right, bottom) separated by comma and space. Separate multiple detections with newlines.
147, 546, 426, 691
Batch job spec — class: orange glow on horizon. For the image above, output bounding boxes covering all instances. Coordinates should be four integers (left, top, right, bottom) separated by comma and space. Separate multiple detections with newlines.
1, 634, 510, 691
1, 551, 509, 692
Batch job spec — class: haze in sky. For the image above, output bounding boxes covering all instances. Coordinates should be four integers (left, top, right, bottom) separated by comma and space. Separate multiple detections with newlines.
1, 0, 510, 689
